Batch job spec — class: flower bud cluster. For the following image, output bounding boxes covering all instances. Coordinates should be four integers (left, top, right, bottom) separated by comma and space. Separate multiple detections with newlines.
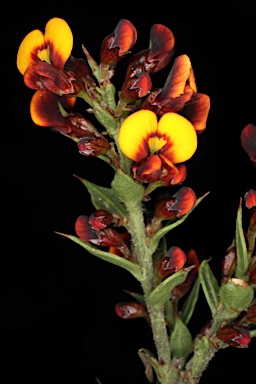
75, 210, 131, 259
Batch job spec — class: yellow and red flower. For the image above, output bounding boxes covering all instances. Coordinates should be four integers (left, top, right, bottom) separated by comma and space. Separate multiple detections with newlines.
17, 17, 77, 95
125, 23, 175, 78
141, 54, 210, 133
118, 109, 197, 183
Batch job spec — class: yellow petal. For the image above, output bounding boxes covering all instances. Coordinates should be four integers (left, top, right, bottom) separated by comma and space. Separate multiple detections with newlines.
118, 110, 158, 161
158, 112, 197, 163
17, 29, 45, 75
44, 17, 73, 68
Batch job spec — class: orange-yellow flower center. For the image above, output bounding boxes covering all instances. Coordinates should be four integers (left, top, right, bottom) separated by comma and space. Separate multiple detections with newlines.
37, 46, 51, 65
148, 136, 167, 155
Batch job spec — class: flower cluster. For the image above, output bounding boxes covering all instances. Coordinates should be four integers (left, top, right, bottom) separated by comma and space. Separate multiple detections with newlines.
17, 16, 256, 384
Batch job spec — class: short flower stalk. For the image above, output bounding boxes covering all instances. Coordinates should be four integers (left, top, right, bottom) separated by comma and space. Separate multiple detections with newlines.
17, 16, 256, 384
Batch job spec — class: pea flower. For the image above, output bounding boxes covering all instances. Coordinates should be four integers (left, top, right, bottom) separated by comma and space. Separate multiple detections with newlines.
118, 110, 197, 183
75, 211, 131, 259
17, 17, 76, 95
125, 23, 175, 78
141, 54, 210, 133
30, 89, 111, 157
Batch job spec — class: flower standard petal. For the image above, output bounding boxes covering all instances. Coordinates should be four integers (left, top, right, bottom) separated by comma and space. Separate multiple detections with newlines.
148, 24, 175, 72
30, 90, 75, 132
183, 93, 210, 133
118, 109, 158, 161
44, 17, 73, 69
158, 112, 197, 163
17, 30, 45, 75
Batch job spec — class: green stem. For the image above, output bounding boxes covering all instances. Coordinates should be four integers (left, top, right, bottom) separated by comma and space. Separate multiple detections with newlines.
125, 200, 173, 381
178, 341, 218, 384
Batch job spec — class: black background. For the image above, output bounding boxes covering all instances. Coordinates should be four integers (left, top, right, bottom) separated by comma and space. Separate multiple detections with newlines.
1, 3, 256, 383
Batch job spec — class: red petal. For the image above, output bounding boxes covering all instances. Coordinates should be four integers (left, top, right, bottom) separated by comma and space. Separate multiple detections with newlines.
183, 93, 210, 133
244, 189, 256, 209
88, 210, 113, 230
216, 326, 251, 348
111, 19, 137, 55
241, 123, 256, 165
115, 301, 146, 319
30, 90, 74, 132
75, 215, 99, 241
137, 155, 162, 183
160, 55, 194, 99
164, 246, 187, 271
148, 24, 175, 70
169, 187, 196, 217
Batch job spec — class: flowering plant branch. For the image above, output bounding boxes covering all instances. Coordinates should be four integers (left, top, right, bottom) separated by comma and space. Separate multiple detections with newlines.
16, 17, 256, 384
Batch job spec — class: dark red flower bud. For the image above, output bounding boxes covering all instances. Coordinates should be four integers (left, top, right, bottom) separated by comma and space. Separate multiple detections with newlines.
64, 56, 97, 93
240, 123, 256, 167
172, 249, 199, 299
109, 232, 131, 256
216, 326, 251, 348
154, 187, 196, 219
24, 61, 75, 95
246, 303, 256, 323
115, 301, 147, 319
100, 19, 137, 66
66, 115, 100, 138
126, 24, 175, 78
77, 135, 111, 156
245, 189, 256, 209
75, 215, 99, 243
155, 246, 186, 278
88, 210, 113, 230
119, 72, 152, 101
97, 227, 125, 248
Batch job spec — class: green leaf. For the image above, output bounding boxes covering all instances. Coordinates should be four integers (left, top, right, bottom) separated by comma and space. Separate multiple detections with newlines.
250, 329, 256, 338
74, 175, 127, 218
93, 101, 117, 135
219, 278, 254, 312
165, 299, 175, 329
123, 289, 146, 306
111, 168, 144, 205
235, 199, 249, 278
170, 316, 192, 362
148, 270, 188, 309
198, 260, 219, 317
105, 83, 117, 111
181, 277, 201, 325
152, 237, 168, 263
56, 233, 142, 281
149, 192, 210, 254
138, 348, 158, 383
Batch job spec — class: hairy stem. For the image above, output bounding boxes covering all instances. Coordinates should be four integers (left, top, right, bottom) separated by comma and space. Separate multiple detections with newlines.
125, 200, 173, 379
